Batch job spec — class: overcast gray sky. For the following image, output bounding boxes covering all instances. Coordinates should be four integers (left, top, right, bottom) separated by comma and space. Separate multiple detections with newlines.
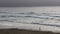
0, 0, 60, 7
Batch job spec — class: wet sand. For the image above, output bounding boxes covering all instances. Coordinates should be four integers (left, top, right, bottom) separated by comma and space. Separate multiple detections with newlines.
0, 29, 59, 34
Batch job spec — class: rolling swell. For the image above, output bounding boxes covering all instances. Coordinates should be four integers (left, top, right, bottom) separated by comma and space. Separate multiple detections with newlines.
0, 12, 60, 27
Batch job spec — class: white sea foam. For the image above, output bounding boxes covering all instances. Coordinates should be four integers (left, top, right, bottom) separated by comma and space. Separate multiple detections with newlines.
0, 6, 60, 33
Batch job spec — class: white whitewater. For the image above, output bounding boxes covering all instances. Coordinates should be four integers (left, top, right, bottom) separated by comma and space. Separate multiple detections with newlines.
0, 6, 60, 33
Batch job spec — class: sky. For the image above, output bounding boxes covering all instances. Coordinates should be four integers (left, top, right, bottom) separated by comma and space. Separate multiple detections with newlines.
0, 0, 60, 7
